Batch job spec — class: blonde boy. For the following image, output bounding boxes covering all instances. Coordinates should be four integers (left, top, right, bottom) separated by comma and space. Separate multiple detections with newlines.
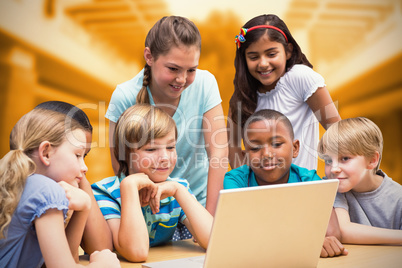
318, 117, 402, 244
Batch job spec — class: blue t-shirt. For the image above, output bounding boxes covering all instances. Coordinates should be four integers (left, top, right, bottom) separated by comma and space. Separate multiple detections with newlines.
92, 176, 195, 246
224, 164, 321, 189
105, 69, 222, 206
0, 174, 69, 268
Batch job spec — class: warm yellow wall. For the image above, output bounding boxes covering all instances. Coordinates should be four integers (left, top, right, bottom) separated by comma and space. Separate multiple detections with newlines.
0, 42, 117, 183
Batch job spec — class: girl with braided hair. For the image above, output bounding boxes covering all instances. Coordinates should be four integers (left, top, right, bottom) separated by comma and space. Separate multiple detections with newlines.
105, 16, 227, 235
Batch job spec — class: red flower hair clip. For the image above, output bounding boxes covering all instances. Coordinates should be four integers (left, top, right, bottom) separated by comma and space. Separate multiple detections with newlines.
235, 25, 288, 49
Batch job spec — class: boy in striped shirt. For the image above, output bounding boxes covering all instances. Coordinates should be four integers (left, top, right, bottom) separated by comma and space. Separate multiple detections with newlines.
92, 104, 212, 262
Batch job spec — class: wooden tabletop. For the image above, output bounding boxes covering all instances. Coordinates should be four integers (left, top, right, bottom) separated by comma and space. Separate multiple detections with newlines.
79, 240, 402, 267
317, 243, 402, 268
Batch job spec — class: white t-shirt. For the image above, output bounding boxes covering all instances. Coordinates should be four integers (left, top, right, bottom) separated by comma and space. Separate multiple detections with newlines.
256, 64, 325, 170
105, 69, 222, 206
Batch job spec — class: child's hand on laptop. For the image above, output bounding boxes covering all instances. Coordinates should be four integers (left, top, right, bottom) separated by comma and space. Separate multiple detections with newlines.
321, 236, 348, 258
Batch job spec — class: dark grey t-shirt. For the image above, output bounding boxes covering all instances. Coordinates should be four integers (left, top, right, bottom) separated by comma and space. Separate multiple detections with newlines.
334, 170, 402, 229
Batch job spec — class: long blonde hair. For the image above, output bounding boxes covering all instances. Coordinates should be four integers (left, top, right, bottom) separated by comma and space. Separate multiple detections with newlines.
114, 104, 177, 177
0, 108, 84, 238
136, 16, 201, 104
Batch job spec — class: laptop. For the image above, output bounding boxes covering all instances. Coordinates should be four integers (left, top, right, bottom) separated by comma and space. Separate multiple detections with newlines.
142, 179, 339, 268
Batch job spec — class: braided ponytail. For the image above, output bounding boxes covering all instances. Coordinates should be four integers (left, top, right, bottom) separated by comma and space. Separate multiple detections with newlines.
136, 64, 152, 104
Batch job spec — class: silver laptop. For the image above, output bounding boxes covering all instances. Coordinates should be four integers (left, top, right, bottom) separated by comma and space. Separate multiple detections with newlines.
142, 179, 339, 268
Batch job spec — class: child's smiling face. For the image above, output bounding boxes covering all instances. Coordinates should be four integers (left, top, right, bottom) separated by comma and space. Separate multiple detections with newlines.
146, 44, 200, 103
245, 34, 291, 93
244, 119, 299, 185
128, 129, 177, 183
322, 152, 378, 193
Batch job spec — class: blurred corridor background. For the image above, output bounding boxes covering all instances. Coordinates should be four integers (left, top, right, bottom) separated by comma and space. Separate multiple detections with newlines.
1, 0, 401, 184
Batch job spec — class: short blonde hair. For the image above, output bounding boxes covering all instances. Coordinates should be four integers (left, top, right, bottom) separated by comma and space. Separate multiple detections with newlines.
114, 104, 177, 177
318, 117, 383, 172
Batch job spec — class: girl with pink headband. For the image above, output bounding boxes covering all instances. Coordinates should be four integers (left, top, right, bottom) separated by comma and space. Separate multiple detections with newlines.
227, 14, 344, 258
229, 14, 341, 171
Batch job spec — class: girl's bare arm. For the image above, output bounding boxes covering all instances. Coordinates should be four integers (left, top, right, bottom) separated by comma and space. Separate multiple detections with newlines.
227, 108, 245, 170
203, 104, 229, 215
36, 209, 120, 268
306, 87, 341, 130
